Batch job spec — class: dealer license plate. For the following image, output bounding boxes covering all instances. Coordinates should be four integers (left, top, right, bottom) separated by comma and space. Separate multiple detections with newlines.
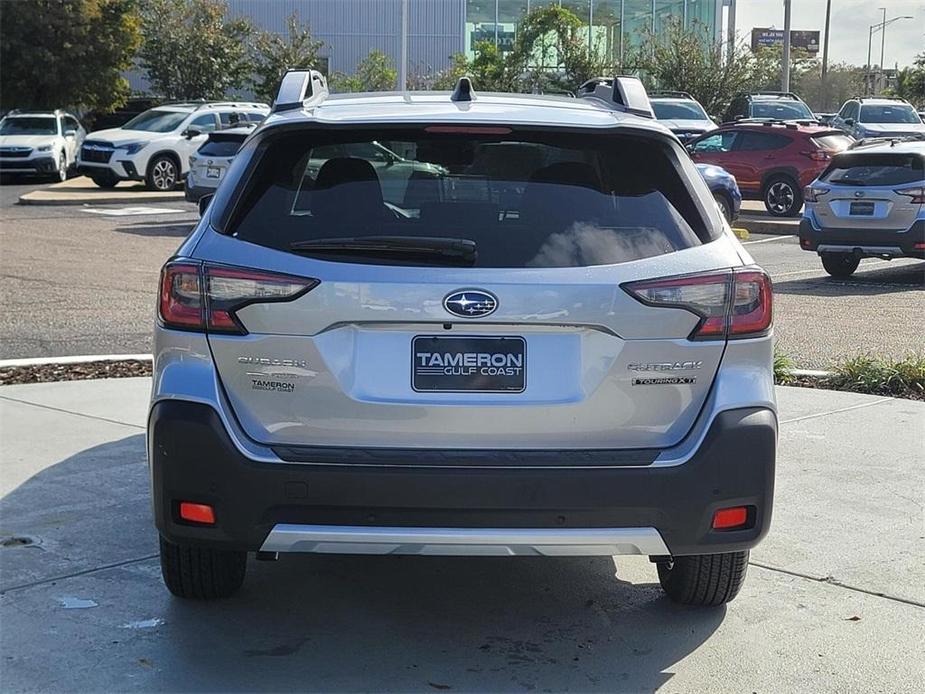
412, 336, 526, 393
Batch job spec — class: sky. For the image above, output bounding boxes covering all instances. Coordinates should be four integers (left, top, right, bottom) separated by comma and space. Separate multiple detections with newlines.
731, 0, 925, 68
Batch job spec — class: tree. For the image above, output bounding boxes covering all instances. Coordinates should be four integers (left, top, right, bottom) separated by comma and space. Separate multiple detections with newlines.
330, 50, 397, 92
138, 0, 252, 100
892, 53, 925, 108
251, 13, 326, 104
0, 0, 140, 111
630, 19, 777, 117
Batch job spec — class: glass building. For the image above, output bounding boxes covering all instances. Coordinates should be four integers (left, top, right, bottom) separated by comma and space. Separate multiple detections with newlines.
464, 1, 724, 67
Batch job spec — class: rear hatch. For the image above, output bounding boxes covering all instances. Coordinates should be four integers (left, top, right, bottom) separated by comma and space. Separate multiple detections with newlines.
185, 124, 755, 451
189, 132, 246, 187
813, 151, 924, 230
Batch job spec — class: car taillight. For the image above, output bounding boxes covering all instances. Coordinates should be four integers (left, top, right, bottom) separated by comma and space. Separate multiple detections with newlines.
895, 186, 925, 204
803, 150, 831, 162
158, 261, 317, 334
623, 268, 772, 340
804, 185, 828, 202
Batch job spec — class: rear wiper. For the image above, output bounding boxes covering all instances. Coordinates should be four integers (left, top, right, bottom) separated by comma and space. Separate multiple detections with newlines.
290, 236, 477, 264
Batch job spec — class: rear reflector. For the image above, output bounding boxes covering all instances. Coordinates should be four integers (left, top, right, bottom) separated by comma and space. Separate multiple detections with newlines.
159, 261, 318, 334
914, 242, 925, 250
712, 506, 748, 530
622, 267, 772, 340
179, 502, 215, 525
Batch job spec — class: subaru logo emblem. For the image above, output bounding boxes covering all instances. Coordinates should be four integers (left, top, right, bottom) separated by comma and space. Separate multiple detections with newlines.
854, 190, 865, 198
443, 290, 497, 318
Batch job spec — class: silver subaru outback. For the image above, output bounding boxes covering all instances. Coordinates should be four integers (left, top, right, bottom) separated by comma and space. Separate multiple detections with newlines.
149, 72, 777, 606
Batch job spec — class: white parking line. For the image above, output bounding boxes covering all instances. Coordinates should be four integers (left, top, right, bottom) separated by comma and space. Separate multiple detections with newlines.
81, 206, 187, 216
743, 235, 797, 245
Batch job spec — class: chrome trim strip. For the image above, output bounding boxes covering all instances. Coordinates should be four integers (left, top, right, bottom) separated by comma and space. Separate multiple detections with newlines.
259, 524, 670, 556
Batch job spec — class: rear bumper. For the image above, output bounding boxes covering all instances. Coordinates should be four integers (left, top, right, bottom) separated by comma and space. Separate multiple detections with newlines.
799, 218, 925, 259
184, 180, 216, 202
149, 400, 777, 557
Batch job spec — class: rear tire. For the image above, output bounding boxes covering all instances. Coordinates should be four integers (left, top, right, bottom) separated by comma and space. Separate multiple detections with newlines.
90, 172, 118, 188
159, 535, 246, 599
821, 253, 860, 278
713, 193, 733, 223
763, 175, 803, 217
657, 551, 749, 606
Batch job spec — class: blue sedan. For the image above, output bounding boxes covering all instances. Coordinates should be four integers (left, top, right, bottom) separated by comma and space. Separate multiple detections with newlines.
697, 163, 741, 223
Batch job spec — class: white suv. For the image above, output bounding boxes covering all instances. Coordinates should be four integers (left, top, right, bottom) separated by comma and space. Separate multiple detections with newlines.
0, 110, 86, 181
78, 102, 269, 191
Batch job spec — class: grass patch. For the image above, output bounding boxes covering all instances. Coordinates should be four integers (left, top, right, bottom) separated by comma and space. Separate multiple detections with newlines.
773, 347, 795, 385
827, 354, 925, 400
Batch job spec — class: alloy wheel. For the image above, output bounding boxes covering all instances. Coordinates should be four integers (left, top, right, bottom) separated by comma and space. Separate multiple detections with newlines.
766, 181, 794, 215
151, 158, 177, 191
57, 154, 67, 182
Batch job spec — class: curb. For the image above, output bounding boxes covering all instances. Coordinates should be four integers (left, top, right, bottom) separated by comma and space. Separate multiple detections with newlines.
789, 368, 834, 378
736, 215, 800, 236
0, 354, 152, 368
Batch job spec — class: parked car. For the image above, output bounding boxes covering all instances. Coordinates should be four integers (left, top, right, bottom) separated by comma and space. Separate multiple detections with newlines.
150, 71, 776, 606
814, 112, 837, 126
722, 92, 815, 123
649, 91, 717, 143
0, 109, 85, 181
697, 163, 741, 222
799, 140, 924, 277
185, 125, 255, 203
687, 121, 854, 216
78, 101, 269, 191
832, 96, 925, 141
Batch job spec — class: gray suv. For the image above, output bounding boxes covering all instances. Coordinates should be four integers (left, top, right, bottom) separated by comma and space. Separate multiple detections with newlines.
149, 72, 777, 606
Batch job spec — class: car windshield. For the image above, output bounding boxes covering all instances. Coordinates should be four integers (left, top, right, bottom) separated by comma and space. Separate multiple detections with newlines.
651, 101, 709, 121
859, 105, 921, 124
822, 153, 924, 186
121, 109, 189, 133
228, 128, 712, 268
0, 117, 57, 135
750, 101, 813, 120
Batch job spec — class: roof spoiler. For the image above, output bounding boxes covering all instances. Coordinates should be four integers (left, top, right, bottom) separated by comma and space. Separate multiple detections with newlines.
576, 76, 654, 118
272, 69, 329, 114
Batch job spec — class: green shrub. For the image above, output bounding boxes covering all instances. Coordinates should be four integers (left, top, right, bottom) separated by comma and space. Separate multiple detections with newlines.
829, 354, 925, 398
773, 347, 795, 385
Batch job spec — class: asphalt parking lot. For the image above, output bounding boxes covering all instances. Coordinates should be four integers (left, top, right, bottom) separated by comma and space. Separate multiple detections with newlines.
0, 178, 922, 366
0, 378, 922, 692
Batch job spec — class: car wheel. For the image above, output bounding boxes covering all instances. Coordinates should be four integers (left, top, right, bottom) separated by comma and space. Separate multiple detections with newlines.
55, 153, 67, 182
763, 176, 803, 217
159, 535, 246, 599
657, 551, 749, 606
713, 193, 733, 223
90, 172, 118, 188
147, 155, 179, 192
821, 253, 860, 278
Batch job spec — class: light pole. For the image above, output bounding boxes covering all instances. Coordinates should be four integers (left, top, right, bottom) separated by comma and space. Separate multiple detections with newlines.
781, 0, 792, 92
866, 13, 914, 95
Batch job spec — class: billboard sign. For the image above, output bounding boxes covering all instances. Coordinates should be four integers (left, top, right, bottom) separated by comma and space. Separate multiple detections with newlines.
751, 28, 821, 53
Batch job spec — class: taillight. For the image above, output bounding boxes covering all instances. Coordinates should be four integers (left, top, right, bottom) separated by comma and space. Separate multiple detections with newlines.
895, 186, 925, 204
803, 150, 831, 162
623, 268, 772, 340
158, 261, 317, 334
804, 185, 828, 203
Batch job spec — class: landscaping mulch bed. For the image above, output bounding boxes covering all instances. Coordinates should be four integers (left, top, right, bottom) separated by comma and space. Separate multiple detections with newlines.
779, 375, 925, 401
0, 360, 152, 386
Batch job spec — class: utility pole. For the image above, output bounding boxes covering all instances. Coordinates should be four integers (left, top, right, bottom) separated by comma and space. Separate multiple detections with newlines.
727, 0, 737, 65
878, 6, 887, 94
821, 0, 831, 109
781, 0, 792, 92
399, 0, 408, 91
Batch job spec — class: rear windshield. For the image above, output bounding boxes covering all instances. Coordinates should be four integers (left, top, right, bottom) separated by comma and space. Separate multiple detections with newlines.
199, 138, 244, 157
821, 153, 924, 186
811, 134, 854, 151
651, 101, 709, 121
228, 128, 711, 268
750, 101, 813, 120
859, 105, 921, 124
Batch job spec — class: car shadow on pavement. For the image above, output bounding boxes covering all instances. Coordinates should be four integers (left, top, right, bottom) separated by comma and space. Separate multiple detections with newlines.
115, 221, 196, 237
774, 262, 925, 296
1, 435, 726, 692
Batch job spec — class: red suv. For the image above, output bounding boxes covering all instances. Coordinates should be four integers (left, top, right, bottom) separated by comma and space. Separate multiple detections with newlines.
688, 122, 854, 216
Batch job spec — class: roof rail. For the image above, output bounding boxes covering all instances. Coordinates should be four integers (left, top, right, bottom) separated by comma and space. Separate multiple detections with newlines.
753, 91, 802, 100
648, 90, 694, 100
576, 76, 654, 118
271, 69, 329, 114
854, 95, 909, 103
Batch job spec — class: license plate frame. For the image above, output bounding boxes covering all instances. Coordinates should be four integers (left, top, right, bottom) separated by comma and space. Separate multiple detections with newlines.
849, 201, 875, 216
206, 166, 222, 179
412, 335, 526, 393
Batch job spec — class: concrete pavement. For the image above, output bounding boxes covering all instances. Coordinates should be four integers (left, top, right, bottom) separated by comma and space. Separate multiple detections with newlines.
18, 175, 185, 205
0, 378, 922, 692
